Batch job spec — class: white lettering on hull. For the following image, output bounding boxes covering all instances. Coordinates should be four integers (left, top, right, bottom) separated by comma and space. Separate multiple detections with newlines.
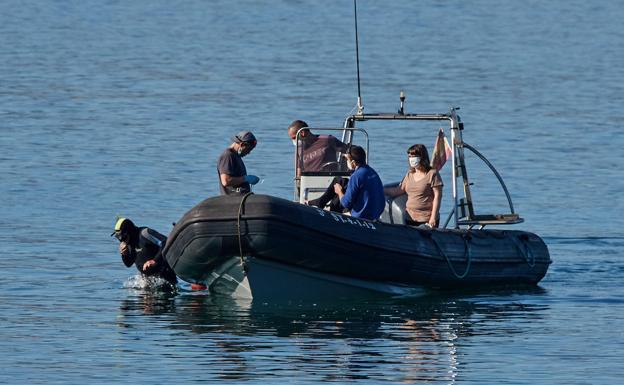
313, 208, 377, 230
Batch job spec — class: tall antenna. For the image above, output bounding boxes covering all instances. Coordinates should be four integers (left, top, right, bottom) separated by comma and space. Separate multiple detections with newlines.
354, 0, 363, 115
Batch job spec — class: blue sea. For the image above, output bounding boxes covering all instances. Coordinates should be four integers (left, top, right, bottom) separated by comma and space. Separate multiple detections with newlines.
1, 1, 623, 384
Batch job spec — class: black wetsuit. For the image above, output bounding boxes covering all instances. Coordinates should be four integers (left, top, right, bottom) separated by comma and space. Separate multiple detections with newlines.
122, 227, 177, 285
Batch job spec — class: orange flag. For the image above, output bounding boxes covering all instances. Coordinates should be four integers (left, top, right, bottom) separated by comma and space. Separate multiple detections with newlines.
431, 128, 452, 171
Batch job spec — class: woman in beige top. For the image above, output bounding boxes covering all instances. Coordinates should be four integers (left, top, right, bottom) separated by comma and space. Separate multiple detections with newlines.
384, 144, 443, 227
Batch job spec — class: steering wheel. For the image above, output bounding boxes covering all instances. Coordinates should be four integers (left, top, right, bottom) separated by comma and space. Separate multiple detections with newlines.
319, 161, 340, 171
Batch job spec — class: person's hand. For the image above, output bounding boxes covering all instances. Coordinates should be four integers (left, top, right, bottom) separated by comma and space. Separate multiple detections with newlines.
119, 242, 129, 257
142, 260, 156, 272
333, 183, 343, 195
427, 219, 437, 228
244, 175, 260, 185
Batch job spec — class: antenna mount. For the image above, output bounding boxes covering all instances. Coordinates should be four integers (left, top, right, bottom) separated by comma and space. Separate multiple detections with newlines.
354, 0, 363, 115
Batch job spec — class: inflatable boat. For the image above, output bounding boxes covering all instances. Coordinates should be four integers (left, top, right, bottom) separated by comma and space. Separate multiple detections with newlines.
163, 193, 549, 300
163, 103, 551, 300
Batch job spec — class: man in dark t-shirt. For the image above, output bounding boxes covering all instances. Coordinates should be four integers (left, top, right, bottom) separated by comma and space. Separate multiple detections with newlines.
217, 131, 259, 195
287, 120, 349, 174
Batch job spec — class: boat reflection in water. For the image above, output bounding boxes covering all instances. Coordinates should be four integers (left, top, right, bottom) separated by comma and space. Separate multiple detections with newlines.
118, 287, 547, 382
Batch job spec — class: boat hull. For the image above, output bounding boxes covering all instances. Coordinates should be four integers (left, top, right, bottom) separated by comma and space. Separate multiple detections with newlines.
163, 194, 551, 299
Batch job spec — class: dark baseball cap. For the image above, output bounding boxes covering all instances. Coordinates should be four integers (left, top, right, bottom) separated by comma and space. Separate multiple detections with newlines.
232, 131, 257, 145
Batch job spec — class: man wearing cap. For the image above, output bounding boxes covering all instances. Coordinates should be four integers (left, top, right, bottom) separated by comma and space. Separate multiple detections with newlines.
287, 120, 348, 175
112, 218, 177, 286
217, 131, 259, 195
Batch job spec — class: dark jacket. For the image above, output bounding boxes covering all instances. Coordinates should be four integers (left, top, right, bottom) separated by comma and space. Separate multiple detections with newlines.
123, 227, 177, 285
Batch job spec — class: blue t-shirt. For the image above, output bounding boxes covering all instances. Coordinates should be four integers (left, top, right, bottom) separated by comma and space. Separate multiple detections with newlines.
339, 164, 385, 220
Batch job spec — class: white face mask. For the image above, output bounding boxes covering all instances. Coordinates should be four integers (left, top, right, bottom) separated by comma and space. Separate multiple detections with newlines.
292, 139, 297, 147
238, 144, 250, 157
409, 156, 420, 168
346, 159, 355, 171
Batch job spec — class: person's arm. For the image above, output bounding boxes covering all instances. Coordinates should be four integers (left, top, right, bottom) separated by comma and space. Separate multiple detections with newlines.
384, 174, 407, 198
428, 185, 442, 228
143, 249, 165, 273
141, 228, 166, 272
119, 242, 134, 267
384, 185, 404, 198
220, 173, 247, 188
338, 173, 359, 210
333, 136, 349, 153
334, 182, 345, 202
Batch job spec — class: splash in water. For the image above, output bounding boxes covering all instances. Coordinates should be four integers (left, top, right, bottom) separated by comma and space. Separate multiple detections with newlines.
123, 274, 177, 292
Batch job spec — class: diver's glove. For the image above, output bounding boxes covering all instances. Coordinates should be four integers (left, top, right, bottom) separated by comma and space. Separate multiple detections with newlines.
244, 175, 260, 185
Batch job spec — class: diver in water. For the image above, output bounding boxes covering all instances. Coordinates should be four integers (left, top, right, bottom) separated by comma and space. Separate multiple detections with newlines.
111, 218, 177, 286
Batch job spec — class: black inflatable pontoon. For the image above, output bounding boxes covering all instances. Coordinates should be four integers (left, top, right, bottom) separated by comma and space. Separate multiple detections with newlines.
163, 194, 550, 299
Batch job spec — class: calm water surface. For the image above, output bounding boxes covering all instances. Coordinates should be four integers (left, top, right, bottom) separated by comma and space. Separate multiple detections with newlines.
1, 1, 623, 384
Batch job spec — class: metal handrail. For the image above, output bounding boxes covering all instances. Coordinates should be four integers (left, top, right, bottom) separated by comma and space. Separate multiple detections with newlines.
462, 142, 516, 215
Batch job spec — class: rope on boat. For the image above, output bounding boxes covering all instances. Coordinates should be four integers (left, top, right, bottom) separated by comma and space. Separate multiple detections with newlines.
237, 192, 254, 272
429, 232, 472, 279
512, 234, 536, 268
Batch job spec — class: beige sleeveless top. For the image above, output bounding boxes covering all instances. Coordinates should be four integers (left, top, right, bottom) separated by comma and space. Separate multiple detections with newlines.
400, 169, 443, 222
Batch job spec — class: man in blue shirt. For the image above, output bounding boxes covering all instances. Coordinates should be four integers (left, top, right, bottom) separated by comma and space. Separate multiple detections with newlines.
334, 145, 385, 220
